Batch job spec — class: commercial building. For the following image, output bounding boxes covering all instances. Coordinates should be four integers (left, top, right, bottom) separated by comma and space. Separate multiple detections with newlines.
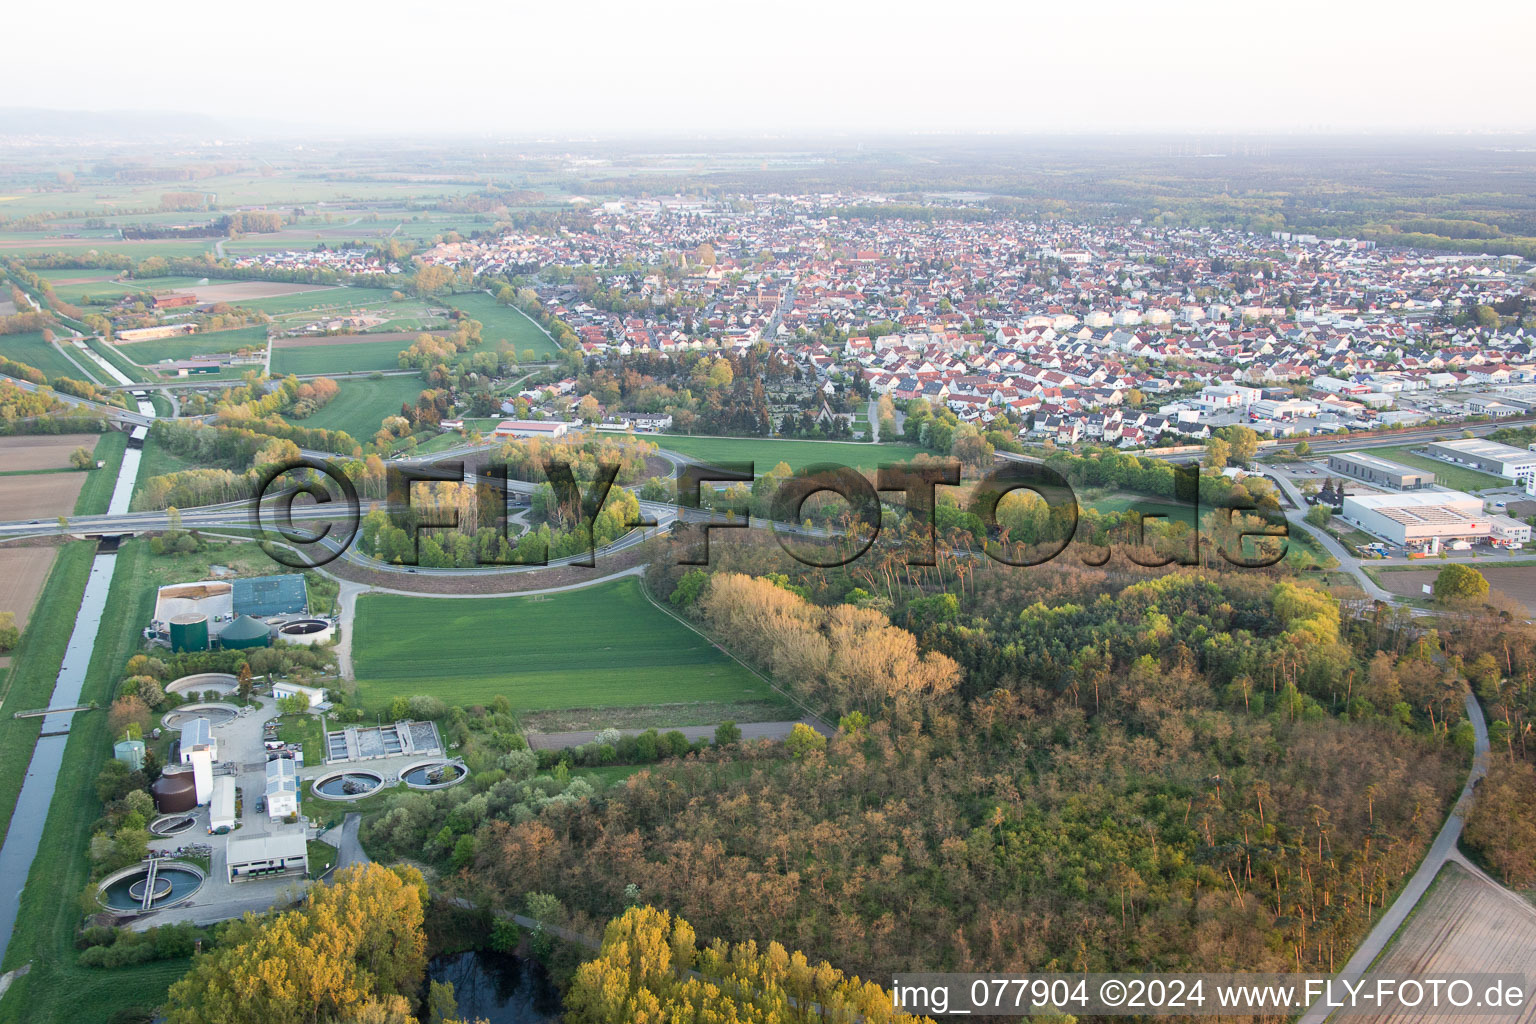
1490, 515, 1532, 549
492, 419, 572, 440
226, 833, 308, 883
265, 757, 299, 820
1341, 491, 1491, 551
1327, 452, 1435, 490
1421, 439, 1536, 483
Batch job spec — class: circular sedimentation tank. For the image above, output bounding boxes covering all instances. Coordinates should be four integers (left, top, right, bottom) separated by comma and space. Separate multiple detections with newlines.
149, 814, 197, 837
401, 760, 468, 790
97, 861, 205, 914
311, 769, 385, 801
165, 672, 238, 697
162, 702, 239, 729
277, 618, 332, 646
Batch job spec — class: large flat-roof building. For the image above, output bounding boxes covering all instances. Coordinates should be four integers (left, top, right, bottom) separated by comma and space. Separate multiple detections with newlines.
1342, 490, 1491, 550
151, 574, 310, 650
1420, 439, 1536, 483
226, 833, 307, 883
1327, 452, 1434, 490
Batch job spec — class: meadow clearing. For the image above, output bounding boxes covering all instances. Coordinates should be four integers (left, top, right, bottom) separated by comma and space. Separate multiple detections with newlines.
290, 375, 424, 441
443, 292, 561, 359
269, 332, 434, 375
351, 576, 782, 713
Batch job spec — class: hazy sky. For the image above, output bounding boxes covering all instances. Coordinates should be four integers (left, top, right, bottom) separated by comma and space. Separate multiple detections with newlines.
7, 0, 1532, 136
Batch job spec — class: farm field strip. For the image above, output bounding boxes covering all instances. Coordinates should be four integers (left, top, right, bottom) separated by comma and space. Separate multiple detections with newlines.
0, 331, 82, 380
288, 376, 425, 440
443, 292, 560, 358
0, 434, 103, 472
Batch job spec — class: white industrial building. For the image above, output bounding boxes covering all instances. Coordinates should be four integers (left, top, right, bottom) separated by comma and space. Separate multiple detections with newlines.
1421, 439, 1536, 483
226, 833, 308, 883
1491, 515, 1532, 549
178, 718, 217, 763
1342, 490, 1491, 552
271, 681, 329, 710
265, 757, 299, 820
209, 776, 236, 832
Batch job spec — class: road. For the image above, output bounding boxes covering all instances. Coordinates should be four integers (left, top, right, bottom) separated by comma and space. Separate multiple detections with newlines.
1296, 691, 1491, 1024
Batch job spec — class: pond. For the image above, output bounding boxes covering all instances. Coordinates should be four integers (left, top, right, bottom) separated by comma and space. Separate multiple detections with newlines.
426, 951, 561, 1024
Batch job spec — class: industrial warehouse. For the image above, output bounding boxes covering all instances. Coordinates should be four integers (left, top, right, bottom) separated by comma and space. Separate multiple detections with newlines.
1420, 438, 1536, 483
147, 573, 334, 651
1341, 490, 1531, 553
1326, 451, 1435, 490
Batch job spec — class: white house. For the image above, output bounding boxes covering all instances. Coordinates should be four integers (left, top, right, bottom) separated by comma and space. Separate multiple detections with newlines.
271, 681, 328, 710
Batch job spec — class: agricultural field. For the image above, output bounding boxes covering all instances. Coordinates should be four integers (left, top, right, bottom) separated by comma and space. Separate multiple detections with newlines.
0, 434, 101, 472
0, 331, 83, 380
0, 474, 87, 520
0, 546, 57, 634
270, 332, 429, 375
289, 375, 424, 441
351, 577, 784, 713
45, 275, 210, 305
1370, 445, 1507, 492
444, 292, 560, 359
1365, 861, 1536, 1024
1374, 563, 1536, 615
656, 434, 929, 473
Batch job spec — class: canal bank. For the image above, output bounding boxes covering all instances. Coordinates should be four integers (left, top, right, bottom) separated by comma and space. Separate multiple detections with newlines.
0, 404, 152, 966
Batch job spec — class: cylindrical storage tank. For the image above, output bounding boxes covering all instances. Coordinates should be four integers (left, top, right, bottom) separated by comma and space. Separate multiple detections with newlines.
113, 739, 146, 772
151, 770, 197, 813
219, 614, 271, 650
169, 613, 209, 653
277, 619, 333, 646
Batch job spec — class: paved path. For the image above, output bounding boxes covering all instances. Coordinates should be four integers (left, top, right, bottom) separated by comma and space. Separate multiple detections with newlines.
526, 718, 832, 751
322, 813, 370, 872
1296, 691, 1490, 1023
1270, 474, 1396, 602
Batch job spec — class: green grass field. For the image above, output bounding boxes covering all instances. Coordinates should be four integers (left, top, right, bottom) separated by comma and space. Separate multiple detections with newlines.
270, 337, 417, 375
657, 435, 930, 474
74, 431, 127, 515
0, 330, 82, 380
444, 292, 560, 359
289, 375, 423, 441
352, 577, 781, 712
1369, 445, 1507, 492
116, 324, 269, 365
236, 285, 383, 317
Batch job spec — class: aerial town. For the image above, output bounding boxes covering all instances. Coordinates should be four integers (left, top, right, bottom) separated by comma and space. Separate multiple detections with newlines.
1, 8, 1536, 1021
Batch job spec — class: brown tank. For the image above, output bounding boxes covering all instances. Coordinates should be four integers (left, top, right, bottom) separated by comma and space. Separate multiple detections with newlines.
151, 769, 197, 813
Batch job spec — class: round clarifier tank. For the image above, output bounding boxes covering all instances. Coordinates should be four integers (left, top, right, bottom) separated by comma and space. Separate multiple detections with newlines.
401, 760, 467, 790
311, 769, 385, 800
97, 861, 205, 913
277, 618, 332, 646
